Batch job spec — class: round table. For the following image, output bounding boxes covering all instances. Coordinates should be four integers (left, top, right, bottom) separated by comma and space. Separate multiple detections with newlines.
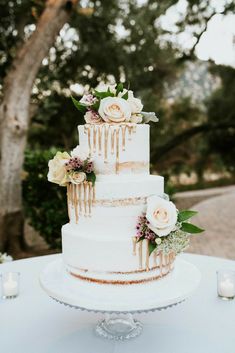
0, 253, 234, 353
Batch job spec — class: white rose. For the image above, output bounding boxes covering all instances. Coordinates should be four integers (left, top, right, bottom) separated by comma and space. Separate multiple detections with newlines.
130, 113, 143, 124
47, 151, 70, 186
69, 171, 86, 184
146, 196, 177, 237
71, 145, 89, 161
127, 90, 143, 114
98, 97, 131, 123
84, 110, 102, 124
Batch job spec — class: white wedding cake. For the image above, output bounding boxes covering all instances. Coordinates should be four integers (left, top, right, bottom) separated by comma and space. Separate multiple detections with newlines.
48, 84, 203, 286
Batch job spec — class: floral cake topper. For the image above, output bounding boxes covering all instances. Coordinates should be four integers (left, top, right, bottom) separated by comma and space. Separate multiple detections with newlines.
136, 195, 204, 256
71, 83, 158, 125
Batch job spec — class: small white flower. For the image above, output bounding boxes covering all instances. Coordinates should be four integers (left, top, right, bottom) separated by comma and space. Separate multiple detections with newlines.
146, 196, 177, 237
84, 110, 102, 124
155, 238, 162, 245
142, 111, 158, 123
130, 113, 143, 124
127, 90, 143, 114
0, 253, 13, 263
98, 97, 131, 123
80, 94, 97, 106
71, 145, 89, 161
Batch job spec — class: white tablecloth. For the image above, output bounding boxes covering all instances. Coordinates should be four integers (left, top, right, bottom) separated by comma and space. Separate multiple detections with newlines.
0, 253, 234, 353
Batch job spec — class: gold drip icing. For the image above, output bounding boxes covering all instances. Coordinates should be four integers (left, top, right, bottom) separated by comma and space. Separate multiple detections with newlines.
98, 125, 102, 156
93, 126, 97, 153
104, 124, 109, 163
132, 237, 137, 255
159, 252, 163, 277
138, 241, 143, 269
67, 182, 95, 222
87, 126, 91, 157
74, 184, 79, 223
115, 127, 120, 173
88, 182, 92, 217
145, 240, 150, 271
83, 124, 137, 174
67, 184, 71, 221
121, 125, 126, 151
111, 128, 116, 155
153, 251, 157, 266
83, 181, 87, 216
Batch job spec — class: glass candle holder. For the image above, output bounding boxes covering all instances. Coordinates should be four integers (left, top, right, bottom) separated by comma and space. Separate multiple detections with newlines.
217, 270, 235, 300
1, 272, 20, 299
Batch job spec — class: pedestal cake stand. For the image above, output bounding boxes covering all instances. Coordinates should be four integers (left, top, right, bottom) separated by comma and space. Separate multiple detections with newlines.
40, 257, 201, 341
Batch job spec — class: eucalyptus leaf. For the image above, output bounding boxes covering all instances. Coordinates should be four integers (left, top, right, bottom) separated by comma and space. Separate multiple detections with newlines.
181, 222, 204, 234
178, 210, 198, 222
142, 111, 159, 123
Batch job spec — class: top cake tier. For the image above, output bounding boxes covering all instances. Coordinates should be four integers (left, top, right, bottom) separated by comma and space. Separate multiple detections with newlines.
78, 123, 149, 176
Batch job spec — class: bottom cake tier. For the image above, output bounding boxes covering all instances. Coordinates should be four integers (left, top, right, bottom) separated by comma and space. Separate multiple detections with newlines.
62, 223, 175, 285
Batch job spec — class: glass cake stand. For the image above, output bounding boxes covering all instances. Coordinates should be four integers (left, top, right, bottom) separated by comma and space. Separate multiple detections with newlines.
40, 257, 201, 341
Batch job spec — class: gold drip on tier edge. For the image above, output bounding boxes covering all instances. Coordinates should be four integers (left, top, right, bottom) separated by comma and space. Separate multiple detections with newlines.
84, 123, 137, 174
67, 182, 95, 223
132, 236, 175, 274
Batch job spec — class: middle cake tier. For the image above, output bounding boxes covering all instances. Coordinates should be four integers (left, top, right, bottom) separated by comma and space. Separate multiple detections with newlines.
67, 175, 164, 223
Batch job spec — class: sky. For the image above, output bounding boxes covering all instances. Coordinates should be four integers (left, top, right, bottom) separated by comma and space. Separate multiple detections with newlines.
196, 14, 235, 67
158, 0, 235, 67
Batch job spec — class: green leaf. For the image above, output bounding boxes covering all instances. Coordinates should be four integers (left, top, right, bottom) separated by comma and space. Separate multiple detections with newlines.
86, 171, 96, 186
178, 210, 198, 222
149, 241, 157, 255
71, 96, 87, 113
116, 83, 123, 95
181, 222, 204, 234
94, 90, 114, 99
121, 91, 128, 100
136, 236, 145, 243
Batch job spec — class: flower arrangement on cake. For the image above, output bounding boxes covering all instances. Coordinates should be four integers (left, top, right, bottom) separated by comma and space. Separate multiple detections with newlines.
135, 195, 204, 258
47, 146, 96, 187
71, 83, 158, 124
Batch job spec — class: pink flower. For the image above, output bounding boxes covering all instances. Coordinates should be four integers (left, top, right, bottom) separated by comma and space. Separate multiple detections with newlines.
84, 110, 103, 124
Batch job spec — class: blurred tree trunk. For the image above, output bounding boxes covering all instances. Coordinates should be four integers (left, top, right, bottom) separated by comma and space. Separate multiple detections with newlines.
0, 0, 78, 256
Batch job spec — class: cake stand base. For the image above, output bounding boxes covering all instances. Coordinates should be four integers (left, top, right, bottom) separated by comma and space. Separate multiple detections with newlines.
95, 313, 142, 341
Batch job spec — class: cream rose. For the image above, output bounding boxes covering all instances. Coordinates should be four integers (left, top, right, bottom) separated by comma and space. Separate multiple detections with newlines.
71, 145, 89, 160
47, 151, 70, 186
98, 97, 131, 123
84, 110, 102, 124
146, 196, 177, 237
130, 113, 143, 124
127, 90, 143, 114
69, 171, 86, 184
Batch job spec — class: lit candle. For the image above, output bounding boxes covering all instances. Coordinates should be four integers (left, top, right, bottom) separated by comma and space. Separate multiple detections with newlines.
218, 278, 235, 298
3, 272, 19, 298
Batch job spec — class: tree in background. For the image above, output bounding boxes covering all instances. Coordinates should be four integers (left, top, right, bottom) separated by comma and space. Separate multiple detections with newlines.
0, 0, 234, 254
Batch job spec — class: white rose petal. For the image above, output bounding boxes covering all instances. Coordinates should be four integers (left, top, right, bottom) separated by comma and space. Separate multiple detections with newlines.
98, 97, 131, 123
71, 145, 89, 161
127, 90, 143, 114
47, 151, 70, 186
146, 196, 177, 237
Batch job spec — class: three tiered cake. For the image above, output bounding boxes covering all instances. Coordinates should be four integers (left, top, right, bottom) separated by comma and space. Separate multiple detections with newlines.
48, 84, 203, 286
